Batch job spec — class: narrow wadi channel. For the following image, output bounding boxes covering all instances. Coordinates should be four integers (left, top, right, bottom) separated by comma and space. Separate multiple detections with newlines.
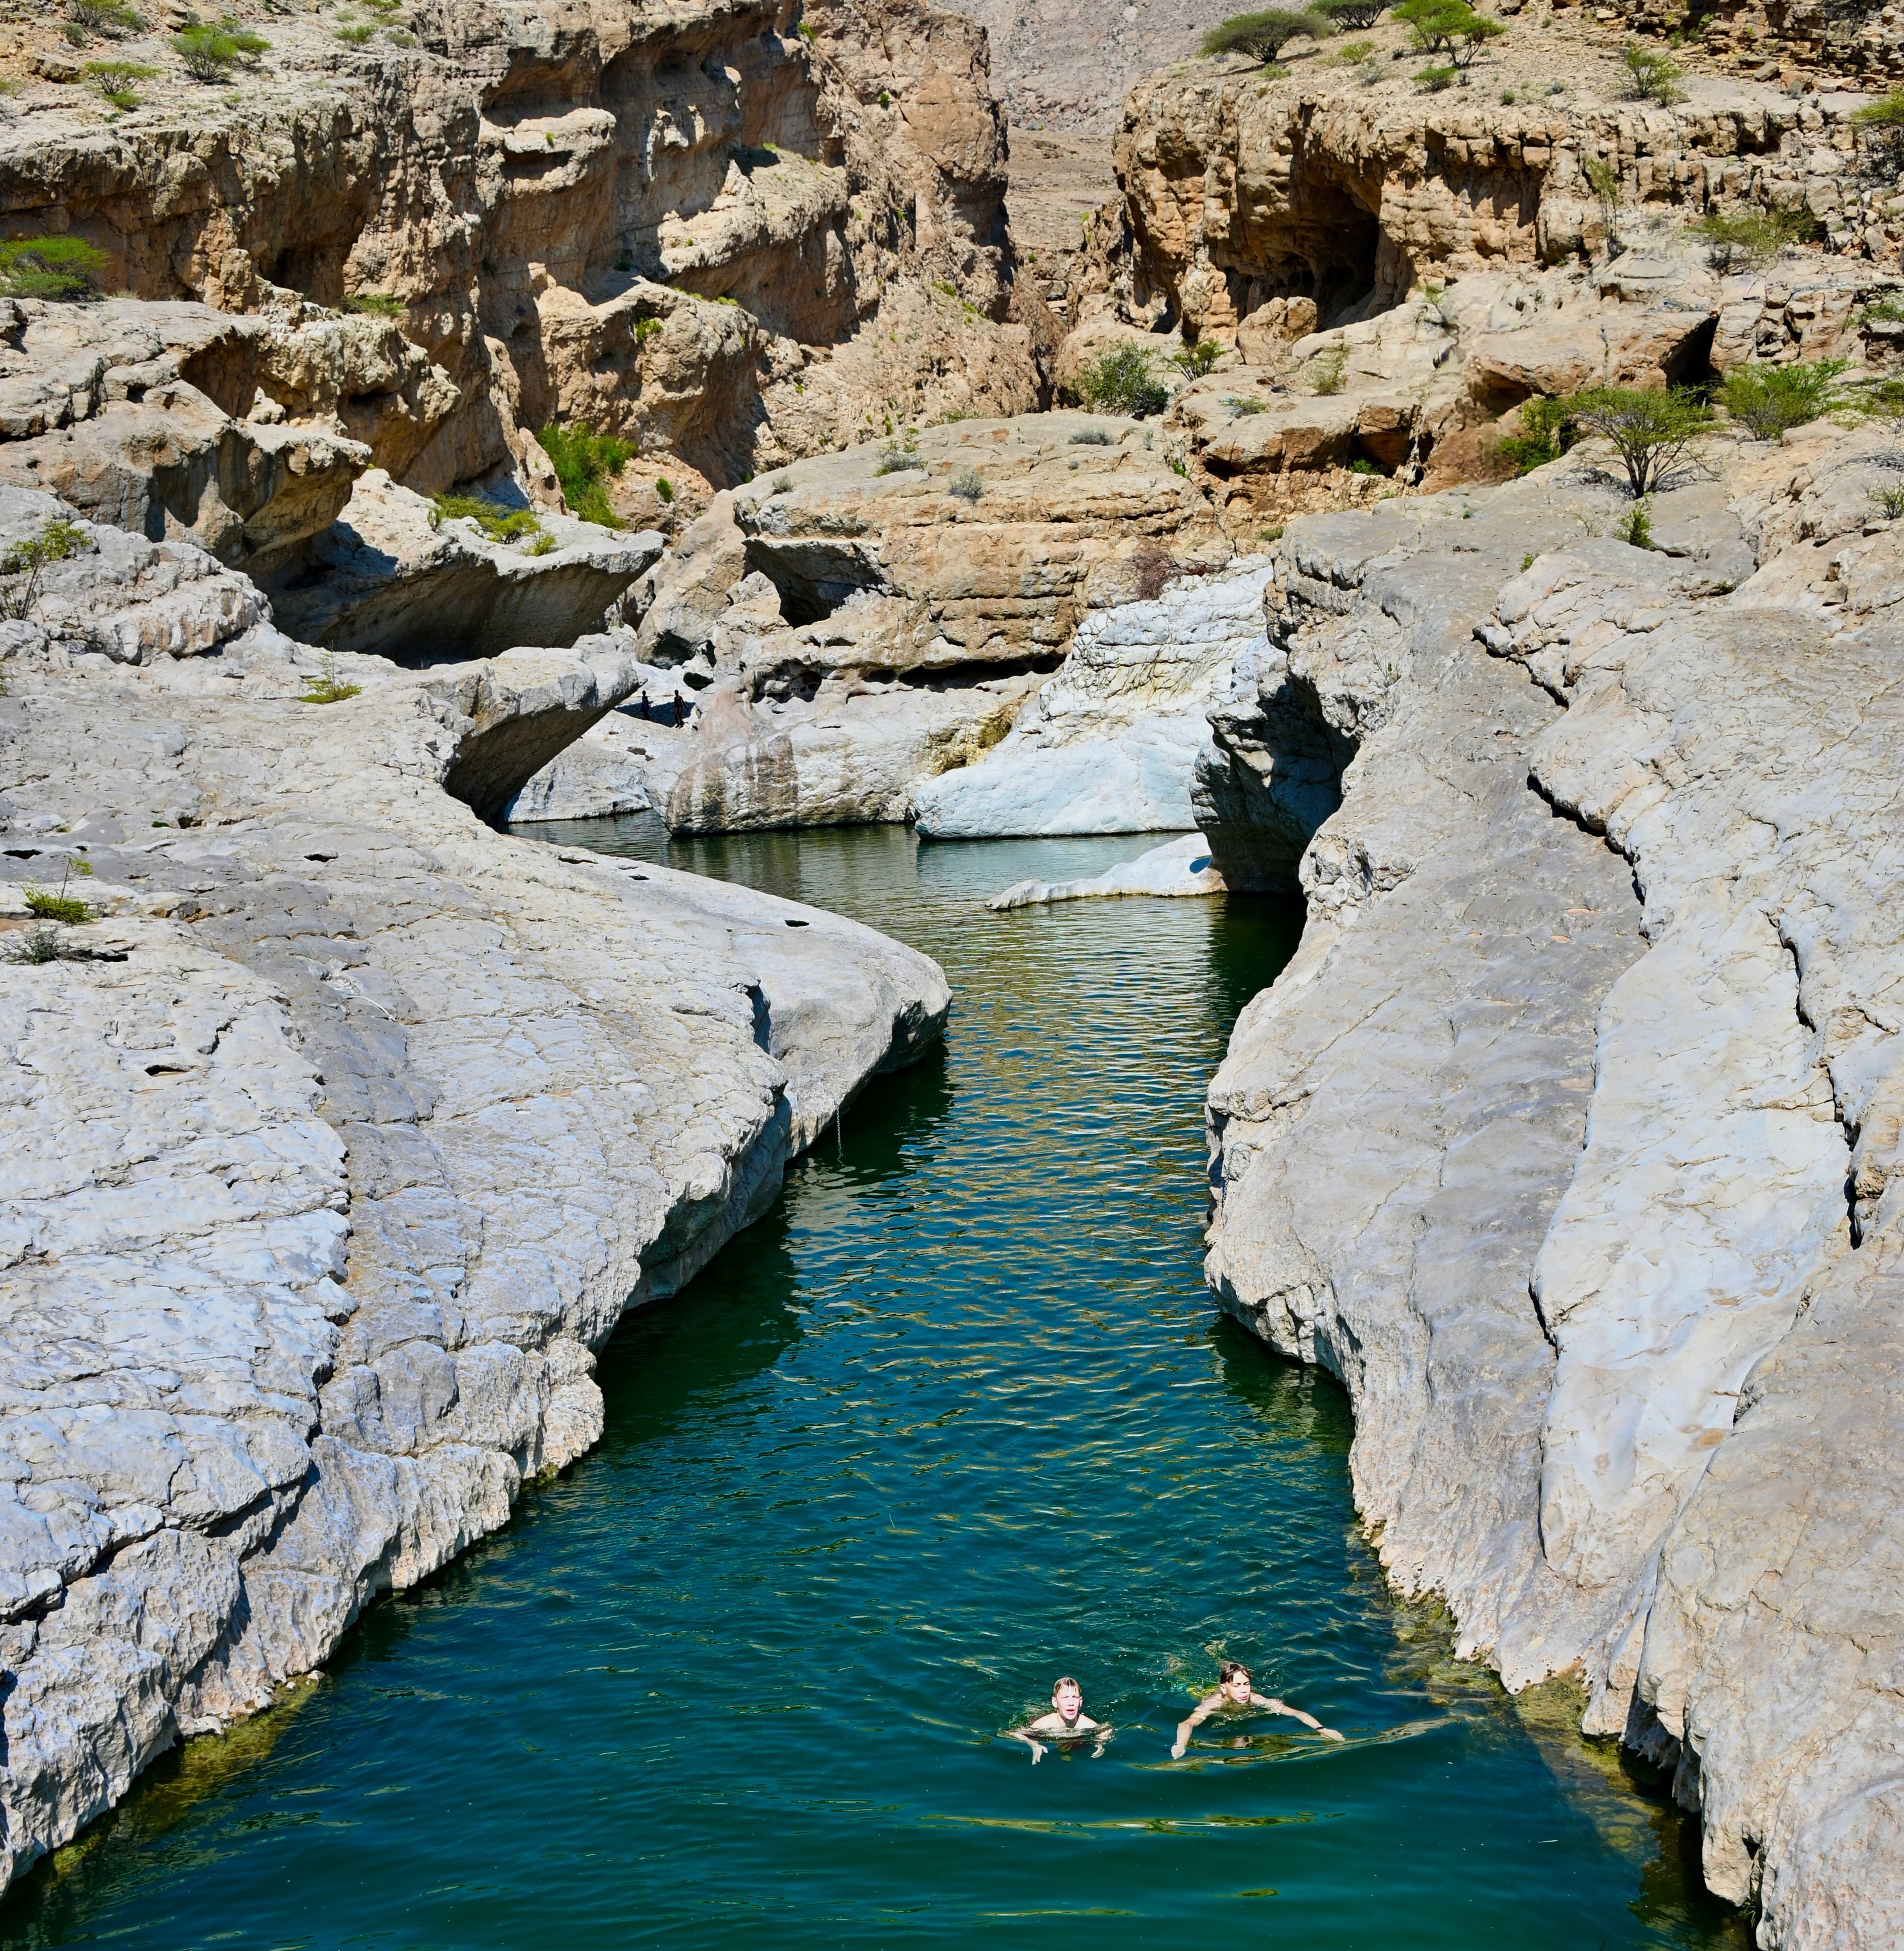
0, 826, 1745, 1951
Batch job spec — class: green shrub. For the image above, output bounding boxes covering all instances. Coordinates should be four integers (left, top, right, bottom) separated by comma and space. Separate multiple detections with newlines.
173, 23, 269, 82
1583, 155, 1624, 256
1863, 295, 1904, 325
67, 0, 144, 35
342, 291, 404, 316
1310, 344, 1347, 395
1692, 205, 1814, 272
874, 443, 919, 475
525, 531, 558, 557
24, 882, 94, 923
1414, 62, 1456, 88
1078, 343, 1169, 417
1612, 497, 1654, 547
1346, 456, 1379, 475
1173, 338, 1224, 376
1318, 0, 1383, 24
655, 477, 674, 503
82, 58, 157, 106
333, 22, 374, 40
299, 652, 362, 703
1226, 394, 1267, 415
1566, 385, 1713, 496
431, 493, 546, 544
536, 420, 634, 527
1621, 43, 1682, 102
0, 237, 107, 302
1493, 393, 1575, 474
1867, 483, 1904, 521
1069, 427, 1114, 444
0, 517, 89, 619
632, 314, 663, 343
1395, 0, 1504, 70
948, 467, 983, 503
1720, 358, 1850, 440
1200, 8, 1330, 64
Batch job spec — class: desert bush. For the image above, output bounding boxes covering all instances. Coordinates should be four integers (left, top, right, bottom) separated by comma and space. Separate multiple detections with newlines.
1310, 344, 1348, 395
1492, 394, 1575, 474
1226, 395, 1267, 416
299, 652, 362, 703
342, 292, 404, 317
67, 0, 143, 35
1583, 155, 1624, 256
81, 58, 156, 106
172, 23, 269, 82
1566, 385, 1713, 496
1078, 343, 1169, 418
1621, 43, 1682, 102
1173, 339, 1224, 376
537, 420, 634, 526
1691, 205, 1815, 272
1415, 62, 1456, 88
1868, 483, 1904, 520
1395, 0, 1503, 71
431, 494, 546, 544
874, 443, 920, 475
1200, 8, 1330, 64
1612, 497, 1654, 547
948, 467, 984, 503
0, 237, 107, 302
1069, 428, 1114, 444
1719, 358, 1850, 440
0, 516, 89, 618
656, 477, 675, 503
1132, 544, 1181, 599
1319, 0, 1383, 24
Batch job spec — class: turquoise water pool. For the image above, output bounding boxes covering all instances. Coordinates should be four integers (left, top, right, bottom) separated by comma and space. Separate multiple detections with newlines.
0, 823, 1746, 1950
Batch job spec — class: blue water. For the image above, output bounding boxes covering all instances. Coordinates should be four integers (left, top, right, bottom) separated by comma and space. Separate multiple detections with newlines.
0, 823, 1745, 1950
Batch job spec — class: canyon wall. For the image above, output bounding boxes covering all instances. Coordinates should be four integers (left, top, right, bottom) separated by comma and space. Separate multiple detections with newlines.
0, 0, 1043, 508
0, 483, 949, 1892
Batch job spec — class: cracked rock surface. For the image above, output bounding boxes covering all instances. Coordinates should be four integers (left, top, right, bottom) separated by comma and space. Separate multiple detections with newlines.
1198, 425, 1904, 1945
0, 488, 948, 1893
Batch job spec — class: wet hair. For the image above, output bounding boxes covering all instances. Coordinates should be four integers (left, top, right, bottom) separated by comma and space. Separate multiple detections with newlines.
1218, 1661, 1251, 1686
1052, 1676, 1081, 1694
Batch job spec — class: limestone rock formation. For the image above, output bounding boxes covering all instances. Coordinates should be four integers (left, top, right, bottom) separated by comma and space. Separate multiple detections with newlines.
1196, 412, 1904, 1945
986, 828, 1226, 907
0, 484, 949, 1893
515, 409, 1241, 829
914, 554, 1270, 835
0, 0, 1042, 502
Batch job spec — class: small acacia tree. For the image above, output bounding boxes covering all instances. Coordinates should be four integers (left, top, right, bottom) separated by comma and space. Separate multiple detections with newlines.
1200, 8, 1330, 64
1319, 0, 1385, 25
1566, 386, 1713, 497
1621, 43, 1683, 103
1719, 358, 1850, 440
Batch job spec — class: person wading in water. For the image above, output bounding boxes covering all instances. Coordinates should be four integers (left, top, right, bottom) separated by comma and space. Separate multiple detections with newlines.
1171, 1661, 1344, 1758
1008, 1676, 1110, 1763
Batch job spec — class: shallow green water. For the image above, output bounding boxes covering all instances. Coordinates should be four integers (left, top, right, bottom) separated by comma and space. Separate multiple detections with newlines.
2, 823, 1747, 1951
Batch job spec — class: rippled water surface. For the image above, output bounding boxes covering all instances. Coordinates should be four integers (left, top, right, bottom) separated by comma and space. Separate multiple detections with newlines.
3, 823, 1748, 1950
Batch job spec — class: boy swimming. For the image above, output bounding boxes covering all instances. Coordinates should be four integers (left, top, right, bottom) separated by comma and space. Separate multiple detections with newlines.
1008, 1676, 1110, 1763
1170, 1660, 1344, 1758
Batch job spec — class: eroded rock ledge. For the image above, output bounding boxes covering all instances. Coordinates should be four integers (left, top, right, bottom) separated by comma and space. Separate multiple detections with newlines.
0, 486, 948, 1892
1198, 422, 1904, 1945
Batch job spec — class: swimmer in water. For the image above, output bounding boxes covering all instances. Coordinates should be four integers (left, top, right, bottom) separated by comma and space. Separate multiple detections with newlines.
1008, 1676, 1109, 1763
1171, 1660, 1344, 1758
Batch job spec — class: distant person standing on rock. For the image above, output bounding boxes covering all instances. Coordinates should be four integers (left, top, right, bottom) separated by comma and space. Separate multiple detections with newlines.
1008, 1675, 1110, 1763
1171, 1661, 1344, 1758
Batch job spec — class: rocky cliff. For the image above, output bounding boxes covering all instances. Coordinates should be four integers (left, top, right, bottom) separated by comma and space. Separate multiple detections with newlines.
0, 0, 1042, 514
1196, 406, 1904, 1946
0, 482, 948, 1891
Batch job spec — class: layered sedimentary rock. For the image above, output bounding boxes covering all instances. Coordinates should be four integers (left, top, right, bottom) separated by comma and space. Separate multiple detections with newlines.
0, 0, 1041, 513
516, 409, 1245, 829
913, 554, 1269, 835
1197, 407, 1904, 1944
0, 484, 949, 1892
